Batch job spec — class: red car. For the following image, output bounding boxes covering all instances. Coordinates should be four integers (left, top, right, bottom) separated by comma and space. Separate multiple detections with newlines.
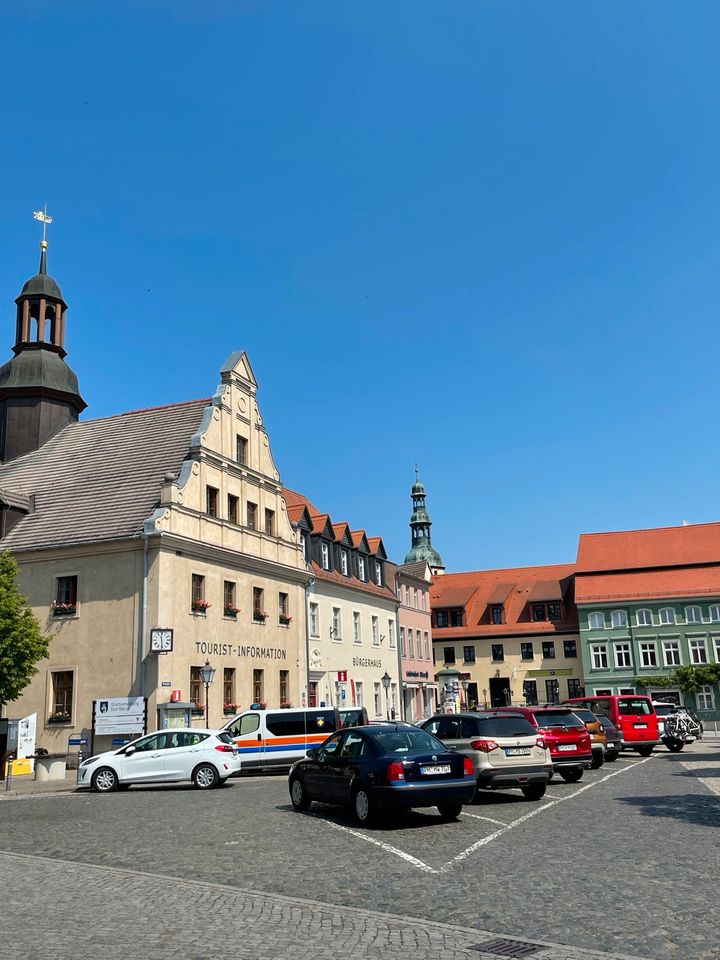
495, 705, 593, 783
562, 695, 659, 756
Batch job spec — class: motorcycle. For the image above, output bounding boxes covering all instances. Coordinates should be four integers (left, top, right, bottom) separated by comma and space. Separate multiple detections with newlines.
662, 712, 700, 752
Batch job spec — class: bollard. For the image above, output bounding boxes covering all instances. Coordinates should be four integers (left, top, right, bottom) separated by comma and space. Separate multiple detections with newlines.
5, 753, 15, 791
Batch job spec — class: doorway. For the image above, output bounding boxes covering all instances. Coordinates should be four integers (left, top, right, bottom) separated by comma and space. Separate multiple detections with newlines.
489, 677, 511, 707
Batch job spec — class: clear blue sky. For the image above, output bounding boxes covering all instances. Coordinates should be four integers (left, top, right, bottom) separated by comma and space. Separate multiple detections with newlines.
2, 1, 719, 572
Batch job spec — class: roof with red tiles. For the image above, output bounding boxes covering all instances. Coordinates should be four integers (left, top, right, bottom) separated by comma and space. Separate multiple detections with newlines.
282, 487, 320, 516
577, 522, 720, 573
431, 563, 578, 638
575, 566, 720, 604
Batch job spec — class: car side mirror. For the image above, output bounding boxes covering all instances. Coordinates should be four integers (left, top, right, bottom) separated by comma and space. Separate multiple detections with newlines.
306, 748, 318, 760
125, 746, 136, 756
317, 749, 328, 763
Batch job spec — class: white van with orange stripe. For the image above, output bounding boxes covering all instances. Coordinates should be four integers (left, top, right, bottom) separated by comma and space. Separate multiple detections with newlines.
221, 707, 341, 770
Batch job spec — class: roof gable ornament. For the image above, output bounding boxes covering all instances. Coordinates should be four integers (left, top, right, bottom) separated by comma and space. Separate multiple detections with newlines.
220, 351, 258, 389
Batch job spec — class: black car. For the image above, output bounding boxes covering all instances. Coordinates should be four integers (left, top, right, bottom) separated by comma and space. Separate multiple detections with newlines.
597, 715, 622, 761
288, 723, 476, 825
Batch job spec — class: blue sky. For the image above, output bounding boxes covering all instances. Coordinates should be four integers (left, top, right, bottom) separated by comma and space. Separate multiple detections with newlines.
2, 1, 719, 572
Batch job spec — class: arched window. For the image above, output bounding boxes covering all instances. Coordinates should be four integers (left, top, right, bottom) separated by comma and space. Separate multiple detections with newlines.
659, 608, 676, 625
709, 604, 720, 622
588, 612, 605, 630
636, 609, 653, 627
611, 610, 628, 628
685, 605, 702, 624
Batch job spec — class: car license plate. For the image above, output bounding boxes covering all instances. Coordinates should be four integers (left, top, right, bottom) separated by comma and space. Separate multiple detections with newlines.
505, 747, 531, 756
421, 764, 451, 775
557, 744, 576, 751
634, 723, 647, 729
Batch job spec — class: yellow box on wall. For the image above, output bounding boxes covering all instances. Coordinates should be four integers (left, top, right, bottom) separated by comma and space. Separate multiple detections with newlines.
11, 757, 33, 776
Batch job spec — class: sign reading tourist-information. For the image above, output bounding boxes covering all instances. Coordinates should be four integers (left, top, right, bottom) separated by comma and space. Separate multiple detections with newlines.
93, 697, 146, 735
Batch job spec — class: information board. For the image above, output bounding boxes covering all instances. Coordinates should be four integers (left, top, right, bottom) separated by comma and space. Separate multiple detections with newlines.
94, 697, 146, 735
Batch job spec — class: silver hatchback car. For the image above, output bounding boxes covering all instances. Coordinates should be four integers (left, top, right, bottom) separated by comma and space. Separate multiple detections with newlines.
420, 712, 552, 801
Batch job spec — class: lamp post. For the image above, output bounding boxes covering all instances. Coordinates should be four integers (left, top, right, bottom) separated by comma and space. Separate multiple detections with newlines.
200, 660, 216, 727
461, 679, 469, 709
381, 671, 392, 720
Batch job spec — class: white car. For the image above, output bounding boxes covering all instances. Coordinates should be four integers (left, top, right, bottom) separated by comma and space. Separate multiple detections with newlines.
77, 728, 242, 792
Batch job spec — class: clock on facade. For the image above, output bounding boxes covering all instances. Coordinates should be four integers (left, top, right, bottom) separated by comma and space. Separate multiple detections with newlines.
150, 628, 173, 652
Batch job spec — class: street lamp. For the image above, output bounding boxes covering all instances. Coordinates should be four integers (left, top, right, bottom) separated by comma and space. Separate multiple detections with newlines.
200, 660, 216, 727
461, 679, 469, 709
381, 671, 392, 720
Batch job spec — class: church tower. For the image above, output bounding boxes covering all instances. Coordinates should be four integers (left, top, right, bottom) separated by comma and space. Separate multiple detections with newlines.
403, 469, 445, 575
0, 214, 86, 461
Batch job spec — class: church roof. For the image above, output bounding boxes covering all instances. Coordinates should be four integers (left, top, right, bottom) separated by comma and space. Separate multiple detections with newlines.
0, 346, 83, 402
0, 397, 209, 551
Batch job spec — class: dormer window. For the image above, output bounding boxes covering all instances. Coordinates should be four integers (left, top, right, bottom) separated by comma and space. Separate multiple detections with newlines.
449, 608, 463, 627
340, 550, 349, 576
491, 604, 504, 625
375, 562, 383, 586
358, 556, 366, 580
436, 610, 449, 628
321, 542, 330, 570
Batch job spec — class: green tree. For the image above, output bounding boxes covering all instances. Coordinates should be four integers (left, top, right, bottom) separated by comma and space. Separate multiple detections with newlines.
641, 663, 720, 695
0, 551, 49, 707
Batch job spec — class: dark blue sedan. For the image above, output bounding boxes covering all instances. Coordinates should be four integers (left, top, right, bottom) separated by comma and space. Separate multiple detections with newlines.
288, 723, 476, 824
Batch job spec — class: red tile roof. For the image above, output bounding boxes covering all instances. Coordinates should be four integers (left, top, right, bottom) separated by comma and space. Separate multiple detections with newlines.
431, 563, 578, 638
351, 530, 370, 550
367, 537, 383, 555
310, 513, 332, 535
577, 522, 720, 573
575, 565, 720, 604
282, 487, 320, 516
332, 522, 352, 542
286, 504, 308, 525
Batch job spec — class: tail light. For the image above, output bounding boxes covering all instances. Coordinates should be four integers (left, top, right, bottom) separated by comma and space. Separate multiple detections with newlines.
387, 760, 405, 781
470, 738, 499, 753
215, 744, 234, 753
535, 737, 546, 750
463, 756, 474, 777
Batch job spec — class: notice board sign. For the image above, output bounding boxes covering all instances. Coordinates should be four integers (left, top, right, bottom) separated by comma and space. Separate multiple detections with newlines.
93, 697, 146, 735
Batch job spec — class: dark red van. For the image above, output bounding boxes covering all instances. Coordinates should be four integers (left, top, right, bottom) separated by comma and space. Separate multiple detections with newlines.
495, 705, 593, 783
562, 695, 659, 756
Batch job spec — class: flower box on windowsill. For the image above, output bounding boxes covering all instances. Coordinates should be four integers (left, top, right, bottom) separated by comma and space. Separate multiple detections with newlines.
279, 615, 292, 627
51, 604, 76, 617
224, 608, 240, 619
223, 705, 239, 716
190, 707, 205, 717
191, 600, 211, 615
253, 612, 268, 624
47, 713, 72, 724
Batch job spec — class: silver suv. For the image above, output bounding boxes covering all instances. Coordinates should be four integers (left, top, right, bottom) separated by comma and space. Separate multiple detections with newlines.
420, 712, 553, 801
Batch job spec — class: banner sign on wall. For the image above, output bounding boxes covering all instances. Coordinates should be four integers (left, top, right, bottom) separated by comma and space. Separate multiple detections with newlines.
94, 697, 146, 735
17, 713, 37, 759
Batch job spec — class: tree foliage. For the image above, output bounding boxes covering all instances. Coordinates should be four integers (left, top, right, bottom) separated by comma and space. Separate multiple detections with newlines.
0, 551, 49, 706
641, 663, 720, 694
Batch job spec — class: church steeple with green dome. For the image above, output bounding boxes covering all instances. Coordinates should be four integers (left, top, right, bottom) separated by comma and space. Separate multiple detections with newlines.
403, 467, 445, 574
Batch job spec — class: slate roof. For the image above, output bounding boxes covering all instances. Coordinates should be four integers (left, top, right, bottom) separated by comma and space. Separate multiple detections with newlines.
431, 563, 578, 638
0, 398, 209, 552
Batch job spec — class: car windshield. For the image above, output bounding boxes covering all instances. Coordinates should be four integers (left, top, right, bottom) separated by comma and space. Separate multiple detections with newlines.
534, 711, 585, 730
572, 710, 598, 723
599, 717, 617, 731
369, 728, 445, 754
618, 698, 652, 716
476, 717, 536, 737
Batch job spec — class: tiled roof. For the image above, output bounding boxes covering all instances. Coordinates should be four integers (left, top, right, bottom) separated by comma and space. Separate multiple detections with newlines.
351, 530, 369, 550
367, 537, 382, 555
282, 487, 320, 515
309, 513, 332, 536
397, 560, 431, 582
431, 563, 578, 638
286, 503, 308, 525
577, 522, 720, 573
0, 398, 209, 551
575, 565, 720, 604
311, 560, 397, 601
332, 522, 352, 542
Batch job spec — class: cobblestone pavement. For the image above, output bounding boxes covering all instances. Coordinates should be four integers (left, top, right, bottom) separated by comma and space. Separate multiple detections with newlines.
1, 743, 718, 960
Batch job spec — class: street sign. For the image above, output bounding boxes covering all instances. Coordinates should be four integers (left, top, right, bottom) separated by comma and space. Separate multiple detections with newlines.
68, 737, 87, 746
111, 738, 131, 747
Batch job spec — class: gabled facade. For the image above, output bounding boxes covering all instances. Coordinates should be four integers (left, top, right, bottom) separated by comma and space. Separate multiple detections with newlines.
390, 559, 435, 721
283, 488, 400, 718
431, 564, 583, 708
575, 522, 720, 718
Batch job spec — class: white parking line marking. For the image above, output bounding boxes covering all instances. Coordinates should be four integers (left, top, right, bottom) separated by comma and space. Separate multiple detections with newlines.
309, 813, 438, 874
460, 812, 506, 826
441, 755, 655, 873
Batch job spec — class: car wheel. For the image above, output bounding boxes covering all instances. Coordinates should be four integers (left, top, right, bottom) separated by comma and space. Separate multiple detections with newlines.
520, 783, 546, 801
437, 802, 463, 821
636, 746, 654, 757
591, 752, 604, 770
667, 741, 684, 753
352, 785, 375, 825
289, 775, 311, 811
559, 767, 583, 783
547, 771, 554, 782
92, 767, 118, 793
605, 752, 617, 763
192, 763, 219, 789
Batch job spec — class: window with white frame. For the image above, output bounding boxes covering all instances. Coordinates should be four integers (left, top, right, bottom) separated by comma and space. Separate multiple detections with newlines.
356, 681, 363, 708
715, 637, 720, 662
388, 619, 395, 649
663, 641, 681, 666
589, 612, 606, 630
407, 629, 414, 658
375, 562, 383, 586
640, 642, 658, 668
611, 610, 628, 628
374, 682, 382, 716
321, 542, 330, 570
424, 632, 430, 659
614, 643, 632, 668
416, 630, 422, 659
353, 611, 361, 643
710, 604, 720, 622
309, 602, 319, 637
636, 609, 653, 627
332, 607, 342, 640
372, 616, 379, 645
391, 682, 397, 717
340, 550, 349, 576
689, 638, 708, 664
399, 626, 406, 657
413, 589, 418, 608
685, 605, 702, 624
697, 685, 714, 711
659, 607, 676, 625
358, 556, 366, 580
591, 645, 608, 669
